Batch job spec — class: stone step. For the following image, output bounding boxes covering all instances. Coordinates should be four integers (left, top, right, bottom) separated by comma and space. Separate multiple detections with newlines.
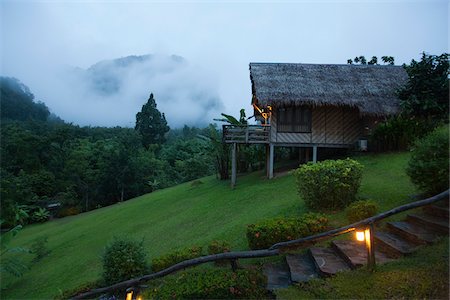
331, 240, 393, 269
407, 213, 449, 234
374, 231, 422, 258
423, 205, 449, 218
309, 247, 351, 276
387, 221, 441, 244
285, 253, 318, 283
263, 262, 292, 290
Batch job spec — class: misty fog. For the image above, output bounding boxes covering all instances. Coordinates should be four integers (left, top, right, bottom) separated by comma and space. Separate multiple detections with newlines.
35, 54, 224, 128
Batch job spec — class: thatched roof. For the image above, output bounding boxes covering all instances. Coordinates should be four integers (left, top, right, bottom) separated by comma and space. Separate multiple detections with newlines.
249, 63, 408, 115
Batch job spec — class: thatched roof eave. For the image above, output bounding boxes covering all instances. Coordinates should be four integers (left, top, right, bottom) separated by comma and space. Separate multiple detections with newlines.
249, 62, 408, 116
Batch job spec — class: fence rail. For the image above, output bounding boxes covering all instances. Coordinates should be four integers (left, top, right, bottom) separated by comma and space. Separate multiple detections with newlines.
222, 125, 270, 144
72, 189, 449, 299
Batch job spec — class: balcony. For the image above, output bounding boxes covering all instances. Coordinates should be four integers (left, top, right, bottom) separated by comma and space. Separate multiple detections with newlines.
222, 125, 270, 144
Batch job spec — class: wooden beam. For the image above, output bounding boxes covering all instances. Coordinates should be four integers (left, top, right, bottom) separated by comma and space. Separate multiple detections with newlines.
312, 145, 317, 163
268, 144, 274, 179
231, 143, 237, 188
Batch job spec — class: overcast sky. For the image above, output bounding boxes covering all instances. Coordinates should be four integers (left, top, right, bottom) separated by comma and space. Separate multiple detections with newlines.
1, 0, 448, 127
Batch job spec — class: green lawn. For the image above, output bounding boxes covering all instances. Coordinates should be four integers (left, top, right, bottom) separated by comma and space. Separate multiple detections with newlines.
1, 152, 416, 299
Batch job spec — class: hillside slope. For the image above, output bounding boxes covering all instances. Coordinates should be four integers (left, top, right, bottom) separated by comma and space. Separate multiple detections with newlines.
1, 152, 415, 299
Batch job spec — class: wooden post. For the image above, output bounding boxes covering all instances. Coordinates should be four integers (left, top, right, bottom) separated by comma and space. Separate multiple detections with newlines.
265, 144, 270, 178
305, 147, 310, 162
312, 145, 318, 163
365, 224, 376, 271
268, 144, 274, 179
231, 143, 237, 188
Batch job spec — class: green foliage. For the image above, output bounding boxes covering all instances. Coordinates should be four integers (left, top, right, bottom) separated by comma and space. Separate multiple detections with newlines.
246, 213, 329, 250
145, 268, 269, 299
102, 237, 149, 285
398, 52, 449, 120
152, 246, 203, 272
347, 55, 394, 65
54, 281, 101, 300
293, 158, 363, 210
0, 222, 30, 278
135, 93, 170, 149
346, 200, 378, 224
30, 236, 50, 262
31, 208, 50, 223
208, 240, 231, 266
208, 240, 231, 255
406, 125, 449, 196
369, 116, 436, 152
0, 77, 50, 122
57, 207, 80, 218
1, 152, 415, 299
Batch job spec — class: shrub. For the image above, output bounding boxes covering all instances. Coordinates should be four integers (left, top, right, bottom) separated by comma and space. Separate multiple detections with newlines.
293, 158, 363, 210
406, 125, 449, 196
102, 237, 149, 285
152, 246, 202, 272
346, 200, 378, 224
369, 116, 436, 152
30, 236, 50, 262
208, 240, 231, 266
31, 208, 50, 223
246, 213, 329, 250
144, 268, 268, 299
57, 206, 80, 218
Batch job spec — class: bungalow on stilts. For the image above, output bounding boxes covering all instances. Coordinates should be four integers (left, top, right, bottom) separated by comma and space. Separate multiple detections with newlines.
223, 62, 408, 187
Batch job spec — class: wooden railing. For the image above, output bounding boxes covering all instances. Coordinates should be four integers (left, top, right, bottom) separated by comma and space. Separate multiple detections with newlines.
222, 125, 270, 144
72, 189, 449, 299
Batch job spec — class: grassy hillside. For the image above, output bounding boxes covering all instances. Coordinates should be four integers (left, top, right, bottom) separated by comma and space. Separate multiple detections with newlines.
1, 152, 416, 299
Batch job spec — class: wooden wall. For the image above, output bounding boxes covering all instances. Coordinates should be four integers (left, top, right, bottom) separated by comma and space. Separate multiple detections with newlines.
270, 106, 361, 145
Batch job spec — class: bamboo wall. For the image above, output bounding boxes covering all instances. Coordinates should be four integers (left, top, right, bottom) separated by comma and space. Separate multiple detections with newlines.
270, 106, 361, 145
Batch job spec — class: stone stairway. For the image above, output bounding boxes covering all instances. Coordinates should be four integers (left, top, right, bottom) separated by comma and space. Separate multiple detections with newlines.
264, 201, 449, 291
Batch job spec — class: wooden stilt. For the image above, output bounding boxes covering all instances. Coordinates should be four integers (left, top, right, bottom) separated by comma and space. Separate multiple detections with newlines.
231, 143, 237, 188
313, 145, 318, 163
268, 144, 274, 179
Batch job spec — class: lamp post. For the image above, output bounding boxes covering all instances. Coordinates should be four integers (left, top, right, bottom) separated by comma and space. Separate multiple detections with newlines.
355, 223, 376, 271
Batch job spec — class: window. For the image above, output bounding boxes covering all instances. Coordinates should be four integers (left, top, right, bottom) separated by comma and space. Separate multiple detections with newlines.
277, 106, 311, 133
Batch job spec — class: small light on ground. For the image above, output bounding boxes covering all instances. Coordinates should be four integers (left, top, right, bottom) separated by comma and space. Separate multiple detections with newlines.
356, 230, 365, 241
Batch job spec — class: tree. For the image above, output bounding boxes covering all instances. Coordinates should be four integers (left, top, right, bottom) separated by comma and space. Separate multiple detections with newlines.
398, 52, 449, 120
347, 55, 394, 65
135, 93, 170, 149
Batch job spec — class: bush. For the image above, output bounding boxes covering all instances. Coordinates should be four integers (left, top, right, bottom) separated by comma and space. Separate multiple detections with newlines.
57, 206, 80, 218
102, 237, 149, 285
346, 200, 378, 224
369, 116, 436, 152
144, 268, 268, 299
293, 158, 363, 210
152, 246, 202, 272
31, 208, 50, 223
30, 236, 50, 262
406, 125, 449, 196
246, 213, 329, 250
208, 240, 231, 266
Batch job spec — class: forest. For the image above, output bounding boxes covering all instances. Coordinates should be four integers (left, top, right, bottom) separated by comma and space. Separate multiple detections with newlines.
0, 77, 223, 228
